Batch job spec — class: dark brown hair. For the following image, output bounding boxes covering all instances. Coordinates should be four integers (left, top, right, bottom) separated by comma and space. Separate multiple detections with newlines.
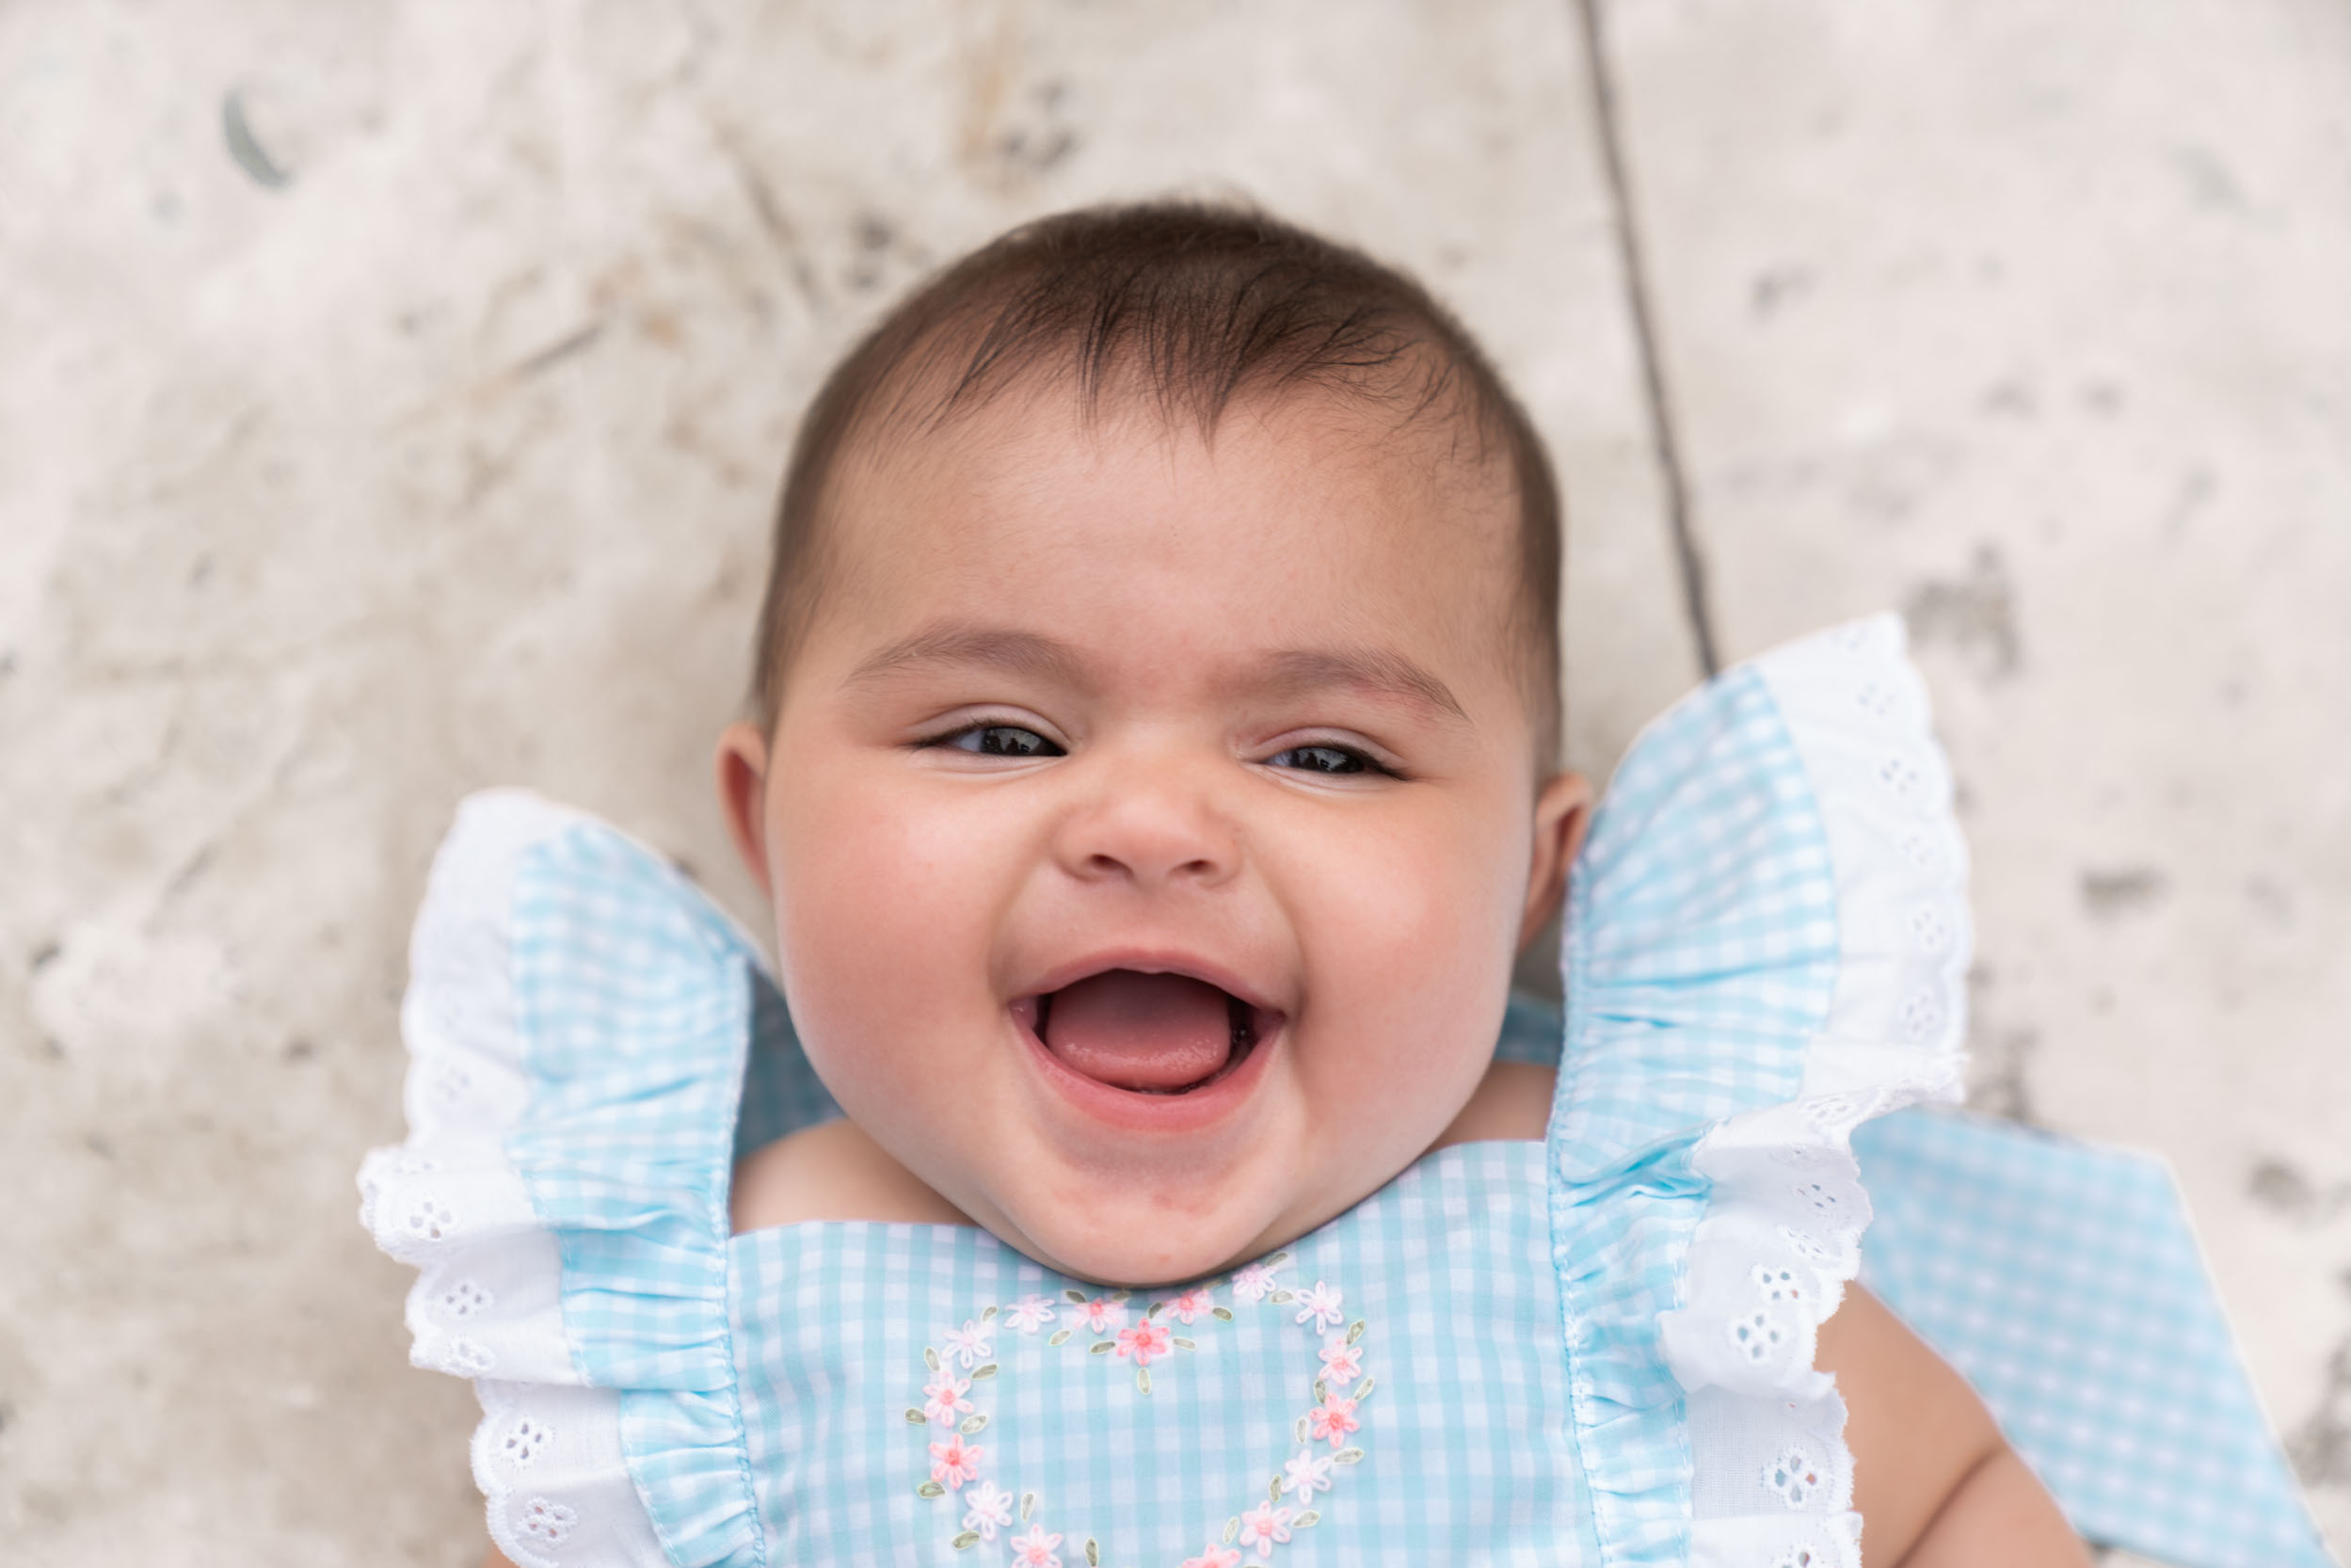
750, 201, 1563, 762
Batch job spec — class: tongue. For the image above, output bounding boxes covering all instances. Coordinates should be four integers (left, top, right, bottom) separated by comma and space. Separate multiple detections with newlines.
1041, 970, 1237, 1092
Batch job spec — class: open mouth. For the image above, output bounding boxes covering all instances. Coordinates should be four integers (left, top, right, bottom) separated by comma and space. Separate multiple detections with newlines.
1019, 969, 1273, 1096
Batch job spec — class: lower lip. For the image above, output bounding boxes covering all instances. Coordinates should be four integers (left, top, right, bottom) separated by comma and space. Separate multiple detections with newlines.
1014, 1005, 1284, 1135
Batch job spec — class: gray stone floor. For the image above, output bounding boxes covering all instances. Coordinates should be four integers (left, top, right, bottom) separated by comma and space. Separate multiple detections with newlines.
0, 1, 2342, 1561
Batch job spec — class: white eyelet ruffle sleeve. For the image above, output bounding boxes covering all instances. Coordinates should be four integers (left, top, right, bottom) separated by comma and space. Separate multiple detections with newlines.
359, 792, 768, 1568
1547, 615, 1969, 1568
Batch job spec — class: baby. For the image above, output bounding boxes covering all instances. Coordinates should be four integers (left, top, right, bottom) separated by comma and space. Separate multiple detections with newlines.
472, 203, 2084, 1566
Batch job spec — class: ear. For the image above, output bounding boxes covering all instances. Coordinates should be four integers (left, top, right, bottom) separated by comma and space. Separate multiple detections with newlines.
714, 720, 776, 902
1517, 770, 1593, 956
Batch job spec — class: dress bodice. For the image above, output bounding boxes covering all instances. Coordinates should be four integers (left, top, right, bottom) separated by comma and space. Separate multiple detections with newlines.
731, 1142, 1592, 1567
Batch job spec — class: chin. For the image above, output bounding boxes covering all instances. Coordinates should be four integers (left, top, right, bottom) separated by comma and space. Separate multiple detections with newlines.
994, 1192, 1295, 1290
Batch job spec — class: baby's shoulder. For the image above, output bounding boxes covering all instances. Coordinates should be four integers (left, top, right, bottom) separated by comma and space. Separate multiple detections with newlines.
730, 1117, 972, 1234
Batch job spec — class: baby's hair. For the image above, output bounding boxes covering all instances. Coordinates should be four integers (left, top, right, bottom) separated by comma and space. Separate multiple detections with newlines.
751, 201, 1563, 765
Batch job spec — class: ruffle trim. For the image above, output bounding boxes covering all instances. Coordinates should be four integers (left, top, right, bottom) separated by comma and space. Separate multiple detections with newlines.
1550, 615, 1970, 1567
359, 791, 766, 1568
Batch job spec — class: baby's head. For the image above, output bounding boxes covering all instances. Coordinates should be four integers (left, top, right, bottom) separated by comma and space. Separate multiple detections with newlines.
718, 204, 1589, 1286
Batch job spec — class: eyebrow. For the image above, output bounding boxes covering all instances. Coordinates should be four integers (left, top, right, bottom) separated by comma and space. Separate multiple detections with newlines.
845, 624, 1093, 692
843, 622, 1468, 725
1258, 648, 1470, 725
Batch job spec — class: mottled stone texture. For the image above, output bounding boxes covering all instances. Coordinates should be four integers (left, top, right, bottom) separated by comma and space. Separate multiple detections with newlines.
1603, 0, 2351, 1549
0, 0, 2342, 1561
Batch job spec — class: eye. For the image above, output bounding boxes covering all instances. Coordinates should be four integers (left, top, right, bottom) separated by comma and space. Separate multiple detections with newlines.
1268, 744, 1381, 776
935, 723, 1064, 759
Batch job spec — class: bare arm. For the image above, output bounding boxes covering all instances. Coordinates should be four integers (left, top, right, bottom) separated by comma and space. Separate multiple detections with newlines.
1818, 1285, 2088, 1566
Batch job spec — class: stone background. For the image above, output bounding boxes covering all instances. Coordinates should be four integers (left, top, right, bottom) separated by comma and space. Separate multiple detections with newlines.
0, 1, 2343, 1562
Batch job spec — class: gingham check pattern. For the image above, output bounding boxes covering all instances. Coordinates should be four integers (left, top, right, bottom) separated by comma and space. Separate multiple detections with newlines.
509, 826, 771, 1568
729, 1142, 1595, 1567
1548, 665, 1841, 1564
1854, 1107, 2337, 1568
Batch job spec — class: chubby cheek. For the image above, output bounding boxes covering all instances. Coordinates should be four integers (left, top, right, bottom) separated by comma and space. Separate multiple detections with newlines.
1289, 803, 1525, 1157
762, 769, 1015, 1123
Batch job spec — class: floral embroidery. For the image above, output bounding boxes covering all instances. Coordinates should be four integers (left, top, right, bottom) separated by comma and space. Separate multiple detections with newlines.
921, 1372, 974, 1425
1008, 1524, 1064, 1567
1114, 1320, 1174, 1366
944, 1318, 994, 1368
1307, 1394, 1360, 1446
1164, 1286, 1215, 1323
1280, 1448, 1335, 1497
928, 1434, 983, 1489
1076, 1295, 1128, 1336
962, 1481, 1016, 1542
1236, 1502, 1294, 1560
912, 1253, 1367, 1562
1006, 1293, 1059, 1334
1316, 1333, 1364, 1384
1230, 1260, 1283, 1303
1292, 1281, 1344, 1333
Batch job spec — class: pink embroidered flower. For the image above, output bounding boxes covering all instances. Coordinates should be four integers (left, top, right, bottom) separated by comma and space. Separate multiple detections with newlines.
1230, 1261, 1281, 1303
961, 1480, 1015, 1542
921, 1371, 974, 1425
1317, 1333, 1364, 1384
1007, 1524, 1064, 1567
1005, 1293, 1058, 1334
943, 1317, 994, 1368
1180, 1549, 1241, 1568
927, 1435, 983, 1489
1236, 1502, 1293, 1560
1292, 1281, 1345, 1333
1163, 1286, 1214, 1323
1281, 1447, 1335, 1497
1077, 1295, 1128, 1336
1114, 1320, 1173, 1366
1307, 1394, 1360, 1447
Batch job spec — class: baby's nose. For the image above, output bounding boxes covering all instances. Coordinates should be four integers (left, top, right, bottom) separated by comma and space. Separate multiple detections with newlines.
1048, 761, 1239, 890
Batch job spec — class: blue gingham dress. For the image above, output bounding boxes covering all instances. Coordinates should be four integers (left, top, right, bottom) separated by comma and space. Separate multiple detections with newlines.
360, 616, 2333, 1568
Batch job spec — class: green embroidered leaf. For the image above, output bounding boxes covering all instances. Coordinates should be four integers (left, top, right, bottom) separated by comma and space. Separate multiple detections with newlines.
972, 1363, 999, 1380
1136, 1368, 1151, 1396
1267, 1477, 1283, 1503
1048, 1329, 1074, 1348
1211, 1306, 1234, 1321
1223, 1517, 1240, 1544
1172, 1337, 1196, 1352
923, 1347, 941, 1371
1346, 1320, 1366, 1346
1021, 1491, 1037, 1522
1353, 1377, 1375, 1401
1089, 1339, 1115, 1355
1085, 1539, 1100, 1567
952, 1531, 981, 1550
1270, 1251, 1292, 1268
1294, 1416, 1310, 1445
1110, 1289, 1131, 1304
1334, 1447, 1366, 1465
1145, 1299, 1165, 1319
904, 1408, 928, 1424
1268, 1289, 1294, 1304
1312, 1377, 1328, 1402
1064, 1289, 1089, 1304
1294, 1511, 1321, 1529
961, 1414, 988, 1434
918, 1480, 946, 1498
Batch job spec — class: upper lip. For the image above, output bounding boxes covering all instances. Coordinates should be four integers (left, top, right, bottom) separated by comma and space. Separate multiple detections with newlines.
1013, 949, 1285, 1016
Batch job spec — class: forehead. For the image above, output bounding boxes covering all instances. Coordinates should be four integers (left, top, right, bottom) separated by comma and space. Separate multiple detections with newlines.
808, 384, 1523, 688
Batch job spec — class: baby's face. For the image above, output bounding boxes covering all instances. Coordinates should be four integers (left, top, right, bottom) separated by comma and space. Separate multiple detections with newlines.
723, 383, 1582, 1285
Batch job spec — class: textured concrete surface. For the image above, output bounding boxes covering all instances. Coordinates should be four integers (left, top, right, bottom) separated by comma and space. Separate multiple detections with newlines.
0, 0, 2342, 1562
1601, 0, 2351, 1549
